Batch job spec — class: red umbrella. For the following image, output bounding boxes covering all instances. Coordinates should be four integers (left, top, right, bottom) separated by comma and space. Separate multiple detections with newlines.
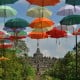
46, 27, 67, 38
26, 0, 60, 6
73, 28, 80, 35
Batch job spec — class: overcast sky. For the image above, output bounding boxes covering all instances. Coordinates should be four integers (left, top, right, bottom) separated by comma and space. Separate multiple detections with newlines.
0, 0, 80, 58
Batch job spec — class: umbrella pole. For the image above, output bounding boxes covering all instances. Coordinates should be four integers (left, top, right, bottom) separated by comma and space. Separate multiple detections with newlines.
37, 39, 39, 48
75, 35, 78, 80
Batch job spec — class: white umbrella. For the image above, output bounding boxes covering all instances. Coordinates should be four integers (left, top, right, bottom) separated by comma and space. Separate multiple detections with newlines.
27, 6, 52, 18
57, 5, 80, 16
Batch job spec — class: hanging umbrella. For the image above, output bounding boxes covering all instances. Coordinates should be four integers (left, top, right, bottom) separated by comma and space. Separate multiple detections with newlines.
28, 32, 48, 39
46, 27, 67, 38
57, 25, 77, 32
5, 18, 29, 28
29, 18, 54, 28
73, 28, 80, 35
3, 27, 26, 32
57, 5, 80, 16
32, 26, 53, 32
60, 15, 80, 25
0, 6, 17, 17
26, 0, 60, 6
0, 56, 9, 61
60, 14, 80, 80
27, 6, 52, 18
66, 0, 80, 6
0, 0, 18, 5
9, 31, 27, 36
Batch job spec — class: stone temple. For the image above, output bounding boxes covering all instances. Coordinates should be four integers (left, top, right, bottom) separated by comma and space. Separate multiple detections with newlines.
28, 48, 57, 75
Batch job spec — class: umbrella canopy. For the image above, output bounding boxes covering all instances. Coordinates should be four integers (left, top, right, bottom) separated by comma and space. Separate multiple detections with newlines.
3, 27, 26, 32
0, 56, 9, 61
57, 5, 80, 16
73, 28, 80, 35
57, 25, 77, 31
9, 31, 27, 36
32, 26, 53, 32
0, 6, 17, 17
27, 7, 52, 18
29, 18, 54, 28
60, 15, 80, 25
0, 43, 12, 48
9, 35, 27, 41
26, 0, 60, 6
28, 32, 48, 39
0, 0, 18, 5
5, 18, 29, 28
46, 27, 67, 38
66, 0, 80, 6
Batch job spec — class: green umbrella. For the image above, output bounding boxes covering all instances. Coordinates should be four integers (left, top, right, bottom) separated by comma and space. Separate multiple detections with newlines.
0, 0, 18, 5
9, 31, 27, 36
66, 0, 80, 6
60, 14, 80, 80
5, 18, 29, 28
0, 6, 17, 17
60, 15, 80, 25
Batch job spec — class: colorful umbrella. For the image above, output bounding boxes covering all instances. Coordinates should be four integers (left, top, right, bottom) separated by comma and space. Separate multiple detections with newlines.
28, 32, 48, 39
5, 18, 29, 28
32, 26, 53, 32
0, 43, 12, 48
3, 27, 26, 32
0, 56, 9, 61
26, 0, 60, 6
29, 18, 54, 28
27, 7, 52, 18
46, 27, 67, 38
73, 28, 80, 35
57, 5, 80, 16
60, 15, 80, 25
66, 0, 80, 6
0, 6, 17, 17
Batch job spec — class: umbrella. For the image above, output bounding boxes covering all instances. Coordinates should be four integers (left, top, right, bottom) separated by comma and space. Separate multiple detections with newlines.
0, 43, 12, 48
66, 0, 80, 6
27, 7, 52, 18
73, 28, 80, 35
57, 25, 77, 32
57, 5, 80, 16
29, 18, 54, 28
0, 56, 9, 61
60, 15, 80, 25
60, 14, 80, 80
9, 31, 27, 36
46, 27, 67, 38
0, 0, 18, 5
3, 27, 26, 32
28, 32, 48, 39
28, 31, 48, 48
0, 6, 17, 17
5, 18, 29, 28
26, 0, 60, 6
32, 26, 53, 32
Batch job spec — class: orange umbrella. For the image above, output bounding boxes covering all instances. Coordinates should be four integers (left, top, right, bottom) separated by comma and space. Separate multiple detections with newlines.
26, 0, 60, 6
0, 56, 10, 61
28, 32, 48, 39
29, 18, 54, 28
